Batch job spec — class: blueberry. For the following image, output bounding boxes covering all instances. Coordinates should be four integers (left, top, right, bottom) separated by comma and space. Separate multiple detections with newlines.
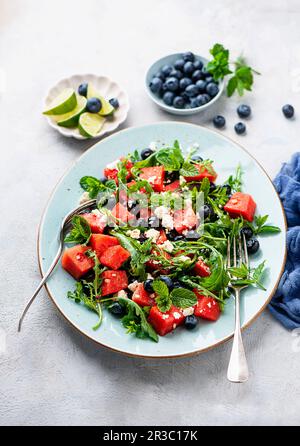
162, 91, 175, 106
161, 64, 173, 77
174, 235, 184, 241
209, 183, 217, 193
185, 315, 198, 330
173, 96, 185, 109
148, 216, 160, 228
197, 94, 210, 106
190, 97, 200, 108
185, 84, 199, 98
78, 83, 88, 97
159, 276, 174, 290
282, 104, 294, 119
182, 51, 195, 62
174, 58, 185, 71
205, 76, 214, 84
169, 69, 183, 79
185, 230, 200, 240
240, 226, 254, 240
172, 281, 182, 288
213, 115, 226, 129
167, 230, 179, 241
109, 302, 125, 317
202, 204, 215, 220
165, 170, 179, 183
155, 71, 165, 81
109, 97, 119, 109
141, 148, 154, 159
237, 104, 251, 118
183, 61, 195, 75
206, 82, 219, 97
234, 122, 246, 135
165, 76, 179, 92
246, 238, 260, 254
144, 279, 154, 293
191, 155, 203, 162
193, 60, 203, 70
86, 97, 102, 113
179, 77, 192, 90
192, 70, 203, 82
149, 77, 163, 94
201, 66, 212, 78
99, 176, 107, 184
222, 184, 231, 195
195, 80, 207, 92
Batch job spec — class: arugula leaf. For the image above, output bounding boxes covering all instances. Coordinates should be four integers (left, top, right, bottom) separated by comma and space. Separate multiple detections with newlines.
170, 288, 197, 308
200, 177, 211, 199
67, 281, 102, 330
206, 43, 232, 81
112, 231, 151, 280
64, 215, 91, 244
152, 280, 172, 312
226, 165, 243, 193
119, 296, 158, 342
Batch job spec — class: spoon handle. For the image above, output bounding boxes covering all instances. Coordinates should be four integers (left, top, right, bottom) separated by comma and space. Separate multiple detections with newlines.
18, 243, 63, 332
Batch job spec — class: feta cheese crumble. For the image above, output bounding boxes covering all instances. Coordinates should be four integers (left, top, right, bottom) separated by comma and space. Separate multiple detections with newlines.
126, 229, 141, 239
117, 290, 128, 298
160, 240, 174, 253
161, 213, 174, 230
154, 206, 169, 219
177, 255, 191, 263
182, 307, 195, 317
173, 312, 182, 320
145, 228, 160, 242
128, 281, 140, 292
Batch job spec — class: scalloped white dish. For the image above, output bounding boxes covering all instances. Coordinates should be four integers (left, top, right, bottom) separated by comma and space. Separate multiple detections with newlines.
43, 74, 130, 140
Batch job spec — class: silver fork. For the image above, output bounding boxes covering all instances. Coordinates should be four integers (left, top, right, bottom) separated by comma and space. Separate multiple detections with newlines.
226, 234, 250, 383
18, 199, 97, 332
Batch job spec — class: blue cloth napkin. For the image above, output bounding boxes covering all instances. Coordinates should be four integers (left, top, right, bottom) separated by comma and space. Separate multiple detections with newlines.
269, 153, 300, 329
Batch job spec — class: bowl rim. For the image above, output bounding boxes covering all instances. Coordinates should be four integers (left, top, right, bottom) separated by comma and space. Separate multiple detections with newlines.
37, 121, 287, 359
43, 73, 130, 140
145, 52, 225, 114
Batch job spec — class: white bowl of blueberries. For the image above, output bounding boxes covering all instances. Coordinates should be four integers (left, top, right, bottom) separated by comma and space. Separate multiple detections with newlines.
145, 51, 224, 115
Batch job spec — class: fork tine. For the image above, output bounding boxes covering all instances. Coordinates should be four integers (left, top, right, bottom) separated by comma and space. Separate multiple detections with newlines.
227, 237, 231, 268
242, 233, 249, 269
238, 236, 243, 267
233, 235, 237, 267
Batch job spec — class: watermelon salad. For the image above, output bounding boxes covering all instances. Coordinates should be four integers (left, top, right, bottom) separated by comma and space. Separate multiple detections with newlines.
62, 141, 280, 342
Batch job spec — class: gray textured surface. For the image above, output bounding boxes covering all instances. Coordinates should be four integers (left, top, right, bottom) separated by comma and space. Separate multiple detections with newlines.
1, 0, 300, 426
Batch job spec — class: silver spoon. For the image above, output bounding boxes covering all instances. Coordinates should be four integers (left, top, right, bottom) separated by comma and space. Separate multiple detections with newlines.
18, 199, 97, 332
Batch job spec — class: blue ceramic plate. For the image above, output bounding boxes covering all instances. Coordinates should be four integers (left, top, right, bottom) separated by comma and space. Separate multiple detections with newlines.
38, 122, 286, 358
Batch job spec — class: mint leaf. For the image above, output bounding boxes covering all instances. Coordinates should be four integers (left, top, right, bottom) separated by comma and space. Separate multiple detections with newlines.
170, 288, 197, 308
180, 162, 199, 177
119, 296, 158, 342
206, 43, 232, 81
80, 176, 116, 199
257, 225, 281, 234
152, 280, 172, 312
64, 215, 91, 244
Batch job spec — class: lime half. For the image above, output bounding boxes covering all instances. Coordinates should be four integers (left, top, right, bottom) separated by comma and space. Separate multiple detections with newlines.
87, 84, 115, 116
52, 96, 87, 127
43, 88, 77, 115
78, 112, 105, 138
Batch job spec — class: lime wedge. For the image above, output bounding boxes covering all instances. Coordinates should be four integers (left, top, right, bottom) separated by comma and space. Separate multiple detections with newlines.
78, 112, 105, 138
43, 88, 77, 115
87, 84, 115, 116
52, 96, 87, 127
